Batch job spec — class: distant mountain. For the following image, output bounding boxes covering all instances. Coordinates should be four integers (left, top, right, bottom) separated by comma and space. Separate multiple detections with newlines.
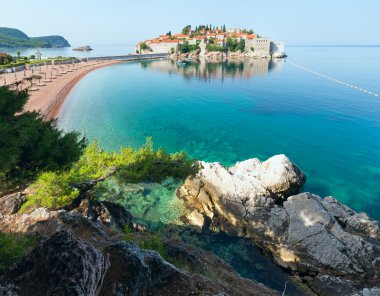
0, 27, 70, 49
30, 36, 70, 48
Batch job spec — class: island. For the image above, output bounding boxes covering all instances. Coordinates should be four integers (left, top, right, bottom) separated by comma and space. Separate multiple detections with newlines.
136, 24, 286, 59
72, 45, 93, 52
0, 27, 70, 48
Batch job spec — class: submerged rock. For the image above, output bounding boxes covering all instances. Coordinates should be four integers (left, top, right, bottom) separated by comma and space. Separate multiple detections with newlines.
177, 155, 380, 295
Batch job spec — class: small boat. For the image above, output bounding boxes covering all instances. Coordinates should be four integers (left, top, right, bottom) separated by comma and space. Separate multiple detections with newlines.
177, 60, 187, 67
185, 57, 192, 62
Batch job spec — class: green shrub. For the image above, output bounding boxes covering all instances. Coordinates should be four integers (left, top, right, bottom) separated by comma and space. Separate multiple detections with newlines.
206, 44, 225, 52
226, 38, 245, 52
22, 138, 198, 211
0, 53, 14, 65
139, 232, 165, 257
179, 41, 200, 54
124, 226, 165, 258
21, 171, 80, 210
0, 233, 37, 272
116, 137, 196, 183
124, 224, 133, 242
0, 61, 25, 69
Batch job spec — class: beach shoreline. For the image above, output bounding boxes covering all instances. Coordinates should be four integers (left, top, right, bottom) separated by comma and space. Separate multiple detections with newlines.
44, 61, 121, 119
21, 60, 121, 120
0, 60, 121, 120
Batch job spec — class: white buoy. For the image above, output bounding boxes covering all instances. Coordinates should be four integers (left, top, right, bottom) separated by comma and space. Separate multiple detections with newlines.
288, 61, 378, 99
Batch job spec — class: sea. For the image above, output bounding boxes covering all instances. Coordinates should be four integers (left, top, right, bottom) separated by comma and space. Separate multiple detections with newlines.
21, 45, 380, 294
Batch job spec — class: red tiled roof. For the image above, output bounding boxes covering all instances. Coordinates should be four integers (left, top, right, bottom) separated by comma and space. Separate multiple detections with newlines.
173, 33, 189, 37
160, 40, 180, 43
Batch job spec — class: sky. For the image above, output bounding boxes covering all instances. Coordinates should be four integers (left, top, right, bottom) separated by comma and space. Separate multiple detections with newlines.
1, 0, 379, 46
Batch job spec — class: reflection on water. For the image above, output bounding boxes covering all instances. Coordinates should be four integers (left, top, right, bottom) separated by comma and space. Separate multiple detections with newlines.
140, 58, 284, 81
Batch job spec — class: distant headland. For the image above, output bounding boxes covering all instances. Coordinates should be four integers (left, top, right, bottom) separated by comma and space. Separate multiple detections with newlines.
0, 27, 70, 49
136, 24, 286, 59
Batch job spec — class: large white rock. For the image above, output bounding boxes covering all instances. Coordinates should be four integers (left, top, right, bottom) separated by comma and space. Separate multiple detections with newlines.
177, 155, 380, 295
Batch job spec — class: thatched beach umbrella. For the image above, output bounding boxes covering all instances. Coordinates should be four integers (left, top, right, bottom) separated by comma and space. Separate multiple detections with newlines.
24, 76, 33, 87
32, 74, 45, 86
51, 67, 60, 76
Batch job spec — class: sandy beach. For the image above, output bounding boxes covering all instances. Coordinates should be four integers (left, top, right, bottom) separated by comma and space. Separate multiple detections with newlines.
0, 60, 120, 119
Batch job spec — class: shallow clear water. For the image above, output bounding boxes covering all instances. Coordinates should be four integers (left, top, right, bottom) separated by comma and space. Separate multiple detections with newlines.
59, 46, 380, 220
94, 177, 304, 294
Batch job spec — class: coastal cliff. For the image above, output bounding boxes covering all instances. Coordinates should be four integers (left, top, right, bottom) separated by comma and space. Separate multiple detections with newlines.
0, 27, 70, 48
177, 155, 380, 295
0, 193, 278, 296
1, 153, 379, 295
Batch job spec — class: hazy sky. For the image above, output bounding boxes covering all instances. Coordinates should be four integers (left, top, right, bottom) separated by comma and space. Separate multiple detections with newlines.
2, 0, 379, 46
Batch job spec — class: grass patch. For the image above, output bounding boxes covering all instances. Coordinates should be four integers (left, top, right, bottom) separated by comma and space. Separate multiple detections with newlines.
125, 225, 165, 258
0, 233, 38, 273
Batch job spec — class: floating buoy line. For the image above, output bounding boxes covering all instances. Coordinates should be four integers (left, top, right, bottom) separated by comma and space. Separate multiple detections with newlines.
287, 60, 379, 98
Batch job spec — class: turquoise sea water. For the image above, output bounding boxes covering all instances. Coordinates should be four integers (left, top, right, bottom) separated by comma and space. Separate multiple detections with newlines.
59, 46, 380, 220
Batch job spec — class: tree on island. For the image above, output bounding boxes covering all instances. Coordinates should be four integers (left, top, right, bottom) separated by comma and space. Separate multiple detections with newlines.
182, 25, 191, 35
166, 31, 172, 36
226, 38, 246, 52
223, 24, 226, 32
140, 43, 149, 51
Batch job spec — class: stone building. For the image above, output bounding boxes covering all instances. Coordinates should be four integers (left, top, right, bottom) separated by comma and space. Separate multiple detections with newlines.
136, 28, 286, 58
245, 38, 271, 57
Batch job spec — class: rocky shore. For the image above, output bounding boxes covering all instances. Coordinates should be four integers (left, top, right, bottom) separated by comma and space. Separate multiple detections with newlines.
177, 155, 380, 296
1, 155, 379, 295
0, 193, 278, 295
172, 50, 286, 61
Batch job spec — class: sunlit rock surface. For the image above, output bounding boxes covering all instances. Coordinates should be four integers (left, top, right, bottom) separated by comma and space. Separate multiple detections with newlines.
178, 155, 380, 295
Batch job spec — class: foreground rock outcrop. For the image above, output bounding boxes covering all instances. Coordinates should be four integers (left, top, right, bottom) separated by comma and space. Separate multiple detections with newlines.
177, 155, 380, 295
0, 230, 108, 296
0, 195, 278, 296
